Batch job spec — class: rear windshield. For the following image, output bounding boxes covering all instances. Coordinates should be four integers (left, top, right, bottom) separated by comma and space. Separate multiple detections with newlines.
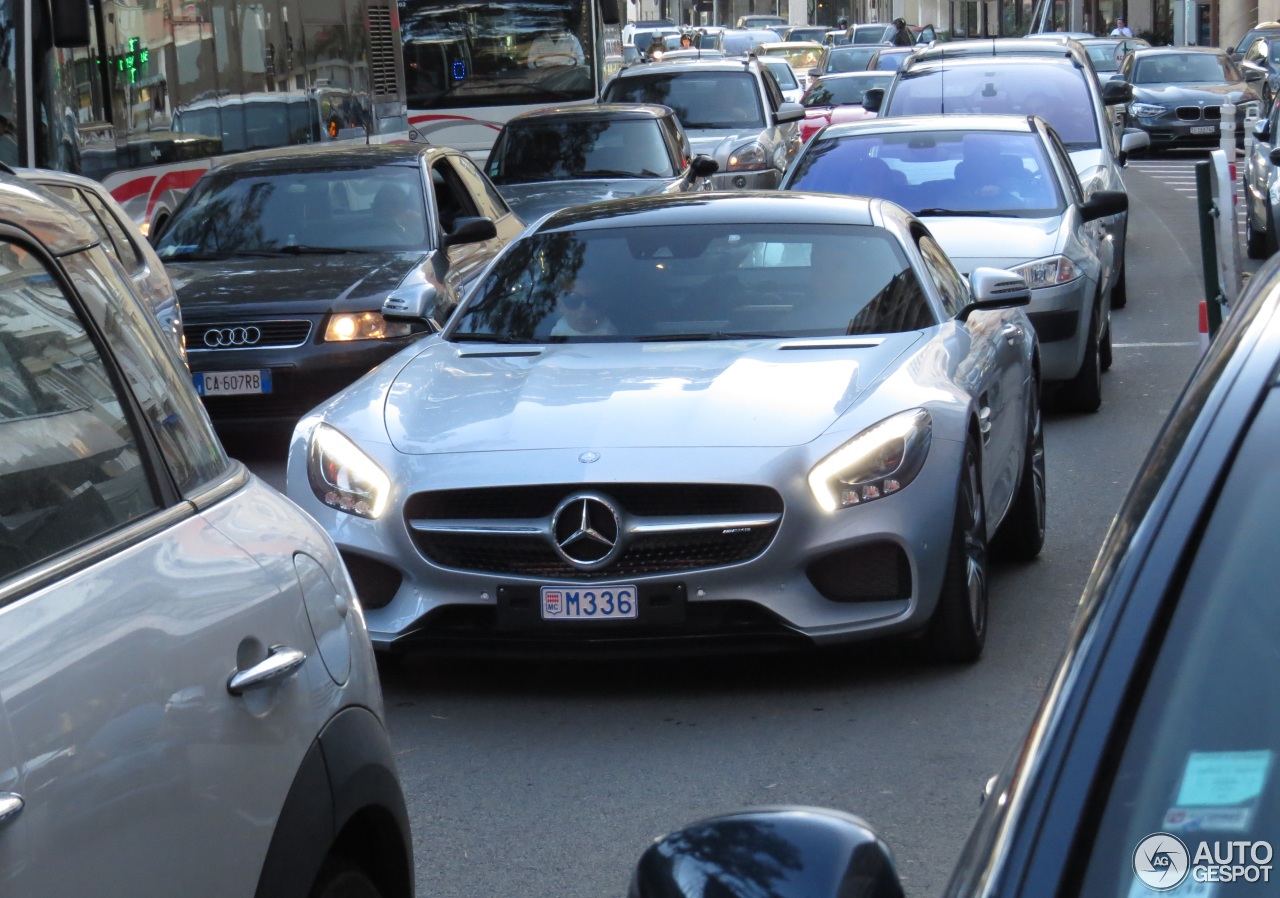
802, 73, 895, 107
821, 46, 879, 73
604, 72, 763, 129
885, 64, 1101, 149
450, 222, 935, 342
488, 119, 677, 182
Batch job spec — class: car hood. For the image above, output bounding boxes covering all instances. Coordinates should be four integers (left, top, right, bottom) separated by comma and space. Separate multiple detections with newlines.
1133, 82, 1251, 103
687, 129, 767, 160
923, 215, 1063, 271
166, 252, 427, 316
499, 178, 682, 222
384, 335, 922, 454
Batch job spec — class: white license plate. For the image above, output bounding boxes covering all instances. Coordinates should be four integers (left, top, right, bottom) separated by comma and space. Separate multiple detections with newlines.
1190, 125, 1217, 134
194, 369, 272, 396
541, 585, 638, 620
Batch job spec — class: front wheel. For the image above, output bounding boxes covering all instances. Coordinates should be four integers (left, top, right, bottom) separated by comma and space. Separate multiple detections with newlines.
1058, 305, 1103, 413
1111, 258, 1128, 308
1247, 213, 1269, 260
991, 384, 1046, 560
928, 440, 988, 663
309, 860, 386, 898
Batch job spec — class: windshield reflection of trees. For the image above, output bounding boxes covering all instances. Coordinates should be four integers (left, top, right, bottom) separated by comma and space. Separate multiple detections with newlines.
455, 232, 585, 340
649, 819, 804, 898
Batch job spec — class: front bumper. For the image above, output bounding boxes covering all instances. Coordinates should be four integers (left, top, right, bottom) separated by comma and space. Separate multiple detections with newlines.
1022, 277, 1095, 382
1129, 110, 1250, 149
711, 168, 782, 190
286, 438, 968, 655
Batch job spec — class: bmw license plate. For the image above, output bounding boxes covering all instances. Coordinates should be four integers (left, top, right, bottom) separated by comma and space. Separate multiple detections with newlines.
1190, 125, 1217, 134
541, 585, 638, 620
193, 370, 272, 396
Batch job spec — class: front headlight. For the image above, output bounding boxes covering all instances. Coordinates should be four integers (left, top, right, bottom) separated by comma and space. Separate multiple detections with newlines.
323, 311, 413, 342
1012, 255, 1080, 288
1128, 102, 1165, 118
307, 422, 391, 519
727, 142, 769, 171
808, 409, 932, 512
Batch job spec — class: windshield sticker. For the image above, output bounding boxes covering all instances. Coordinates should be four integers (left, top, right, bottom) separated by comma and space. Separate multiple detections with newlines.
1176, 750, 1272, 807
1163, 806, 1254, 833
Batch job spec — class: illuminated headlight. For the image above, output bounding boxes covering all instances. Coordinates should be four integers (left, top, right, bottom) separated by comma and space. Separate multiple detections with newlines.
727, 142, 769, 171
307, 423, 391, 519
324, 311, 413, 342
1128, 102, 1165, 118
1012, 255, 1080, 288
808, 409, 932, 512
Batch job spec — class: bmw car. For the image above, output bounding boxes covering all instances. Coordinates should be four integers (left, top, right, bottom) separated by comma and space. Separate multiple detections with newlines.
285, 192, 1042, 663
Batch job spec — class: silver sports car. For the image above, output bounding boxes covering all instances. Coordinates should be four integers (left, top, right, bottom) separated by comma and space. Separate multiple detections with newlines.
285, 192, 1043, 662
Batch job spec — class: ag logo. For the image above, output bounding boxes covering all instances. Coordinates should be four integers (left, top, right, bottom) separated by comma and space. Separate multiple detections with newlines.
1133, 833, 1190, 891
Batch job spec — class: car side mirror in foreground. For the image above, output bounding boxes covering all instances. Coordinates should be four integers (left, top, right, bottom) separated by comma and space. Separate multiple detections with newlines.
1101, 79, 1134, 105
629, 807, 905, 898
861, 88, 885, 113
690, 154, 720, 178
775, 101, 806, 124
382, 278, 442, 330
1255, 118, 1272, 141
1120, 128, 1151, 158
1080, 189, 1129, 223
1244, 65, 1267, 82
959, 268, 1031, 320
441, 216, 497, 252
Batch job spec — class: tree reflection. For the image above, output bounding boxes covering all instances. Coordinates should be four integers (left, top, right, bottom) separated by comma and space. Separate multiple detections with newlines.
645, 819, 804, 898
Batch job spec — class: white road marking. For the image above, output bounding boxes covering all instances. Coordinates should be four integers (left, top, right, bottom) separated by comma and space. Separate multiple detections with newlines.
1113, 341, 1199, 348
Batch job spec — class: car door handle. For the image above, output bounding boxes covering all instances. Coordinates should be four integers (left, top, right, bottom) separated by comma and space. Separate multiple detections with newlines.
1001, 323, 1023, 345
227, 645, 307, 696
0, 793, 23, 829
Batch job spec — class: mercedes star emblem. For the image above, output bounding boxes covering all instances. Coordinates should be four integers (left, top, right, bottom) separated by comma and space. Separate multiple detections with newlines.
551, 493, 622, 568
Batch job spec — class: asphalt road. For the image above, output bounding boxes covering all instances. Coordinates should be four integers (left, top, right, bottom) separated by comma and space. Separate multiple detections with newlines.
235, 154, 1240, 898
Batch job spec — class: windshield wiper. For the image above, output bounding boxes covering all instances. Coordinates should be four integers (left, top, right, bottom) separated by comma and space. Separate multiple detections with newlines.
448, 332, 539, 344
638, 331, 787, 342
277, 244, 367, 255
578, 169, 656, 178
159, 250, 234, 261
914, 208, 1010, 217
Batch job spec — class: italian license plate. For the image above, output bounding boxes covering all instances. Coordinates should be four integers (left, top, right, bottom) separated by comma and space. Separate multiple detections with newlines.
193, 369, 272, 396
1191, 125, 1217, 135
541, 585, 638, 620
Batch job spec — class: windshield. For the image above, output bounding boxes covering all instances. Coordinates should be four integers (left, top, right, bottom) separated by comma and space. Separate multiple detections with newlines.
761, 59, 799, 90
156, 165, 428, 257
802, 73, 895, 107
886, 64, 1101, 148
400, 0, 595, 109
488, 119, 677, 182
822, 46, 880, 73
1134, 53, 1240, 84
762, 45, 824, 69
851, 24, 893, 44
450, 223, 934, 341
604, 72, 764, 129
789, 129, 1065, 218
873, 50, 911, 71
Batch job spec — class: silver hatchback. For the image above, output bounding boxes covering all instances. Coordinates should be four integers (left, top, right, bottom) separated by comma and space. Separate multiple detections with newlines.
0, 173, 411, 896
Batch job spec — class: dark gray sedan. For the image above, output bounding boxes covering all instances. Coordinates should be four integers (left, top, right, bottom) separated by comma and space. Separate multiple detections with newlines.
1118, 46, 1264, 151
484, 104, 717, 222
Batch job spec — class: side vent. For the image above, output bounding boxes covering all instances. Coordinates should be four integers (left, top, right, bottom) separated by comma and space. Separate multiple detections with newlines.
367, 2, 401, 100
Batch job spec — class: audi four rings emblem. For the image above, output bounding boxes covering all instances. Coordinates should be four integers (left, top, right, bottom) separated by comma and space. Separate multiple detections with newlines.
551, 493, 622, 568
203, 326, 262, 348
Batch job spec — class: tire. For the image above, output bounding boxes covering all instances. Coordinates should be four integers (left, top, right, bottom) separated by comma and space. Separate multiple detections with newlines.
309, 859, 386, 898
928, 439, 988, 663
1247, 213, 1270, 260
1268, 204, 1279, 258
1100, 311, 1113, 372
1111, 258, 1128, 308
991, 383, 1045, 561
1059, 304, 1103, 413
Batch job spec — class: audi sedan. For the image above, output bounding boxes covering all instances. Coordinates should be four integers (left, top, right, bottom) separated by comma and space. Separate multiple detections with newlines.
285, 192, 1041, 663
154, 144, 523, 432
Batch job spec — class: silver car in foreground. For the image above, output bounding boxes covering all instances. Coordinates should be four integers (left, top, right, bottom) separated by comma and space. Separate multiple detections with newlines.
286, 192, 1042, 663
783, 115, 1129, 412
0, 173, 411, 895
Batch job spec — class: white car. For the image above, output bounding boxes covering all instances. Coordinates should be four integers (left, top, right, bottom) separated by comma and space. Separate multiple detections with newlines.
286, 192, 1042, 663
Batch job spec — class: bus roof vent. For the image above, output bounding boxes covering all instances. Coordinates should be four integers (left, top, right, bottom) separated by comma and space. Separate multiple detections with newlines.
367, 3, 401, 99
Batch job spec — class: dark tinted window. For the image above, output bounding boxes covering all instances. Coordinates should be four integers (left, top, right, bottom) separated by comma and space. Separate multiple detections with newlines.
156, 164, 429, 256
1133, 52, 1240, 84
488, 119, 678, 183
886, 63, 1100, 148
451, 222, 935, 342
604, 72, 764, 129
822, 46, 879, 72
803, 73, 895, 107
0, 241, 160, 582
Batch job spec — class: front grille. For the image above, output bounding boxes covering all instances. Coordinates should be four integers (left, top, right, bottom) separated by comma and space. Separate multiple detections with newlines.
340, 551, 402, 609
406, 483, 784, 579
1175, 106, 1202, 121
1202, 105, 1222, 120
806, 542, 912, 602
185, 320, 312, 350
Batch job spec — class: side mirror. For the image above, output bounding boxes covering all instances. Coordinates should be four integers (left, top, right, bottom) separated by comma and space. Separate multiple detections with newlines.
1080, 189, 1129, 222
775, 101, 805, 124
1120, 128, 1150, 156
1268, 145, 1280, 165
1255, 118, 1272, 141
689, 154, 719, 177
382, 280, 442, 330
959, 268, 1030, 320
861, 88, 885, 113
440, 216, 497, 252
1244, 65, 1267, 82
1100, 79, 1133, 105
630, 808, 905, 898
809, 67, 821, 80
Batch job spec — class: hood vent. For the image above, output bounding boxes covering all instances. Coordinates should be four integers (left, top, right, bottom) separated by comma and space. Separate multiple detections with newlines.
777, 337, 885, 351
456, 348, 544, 359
